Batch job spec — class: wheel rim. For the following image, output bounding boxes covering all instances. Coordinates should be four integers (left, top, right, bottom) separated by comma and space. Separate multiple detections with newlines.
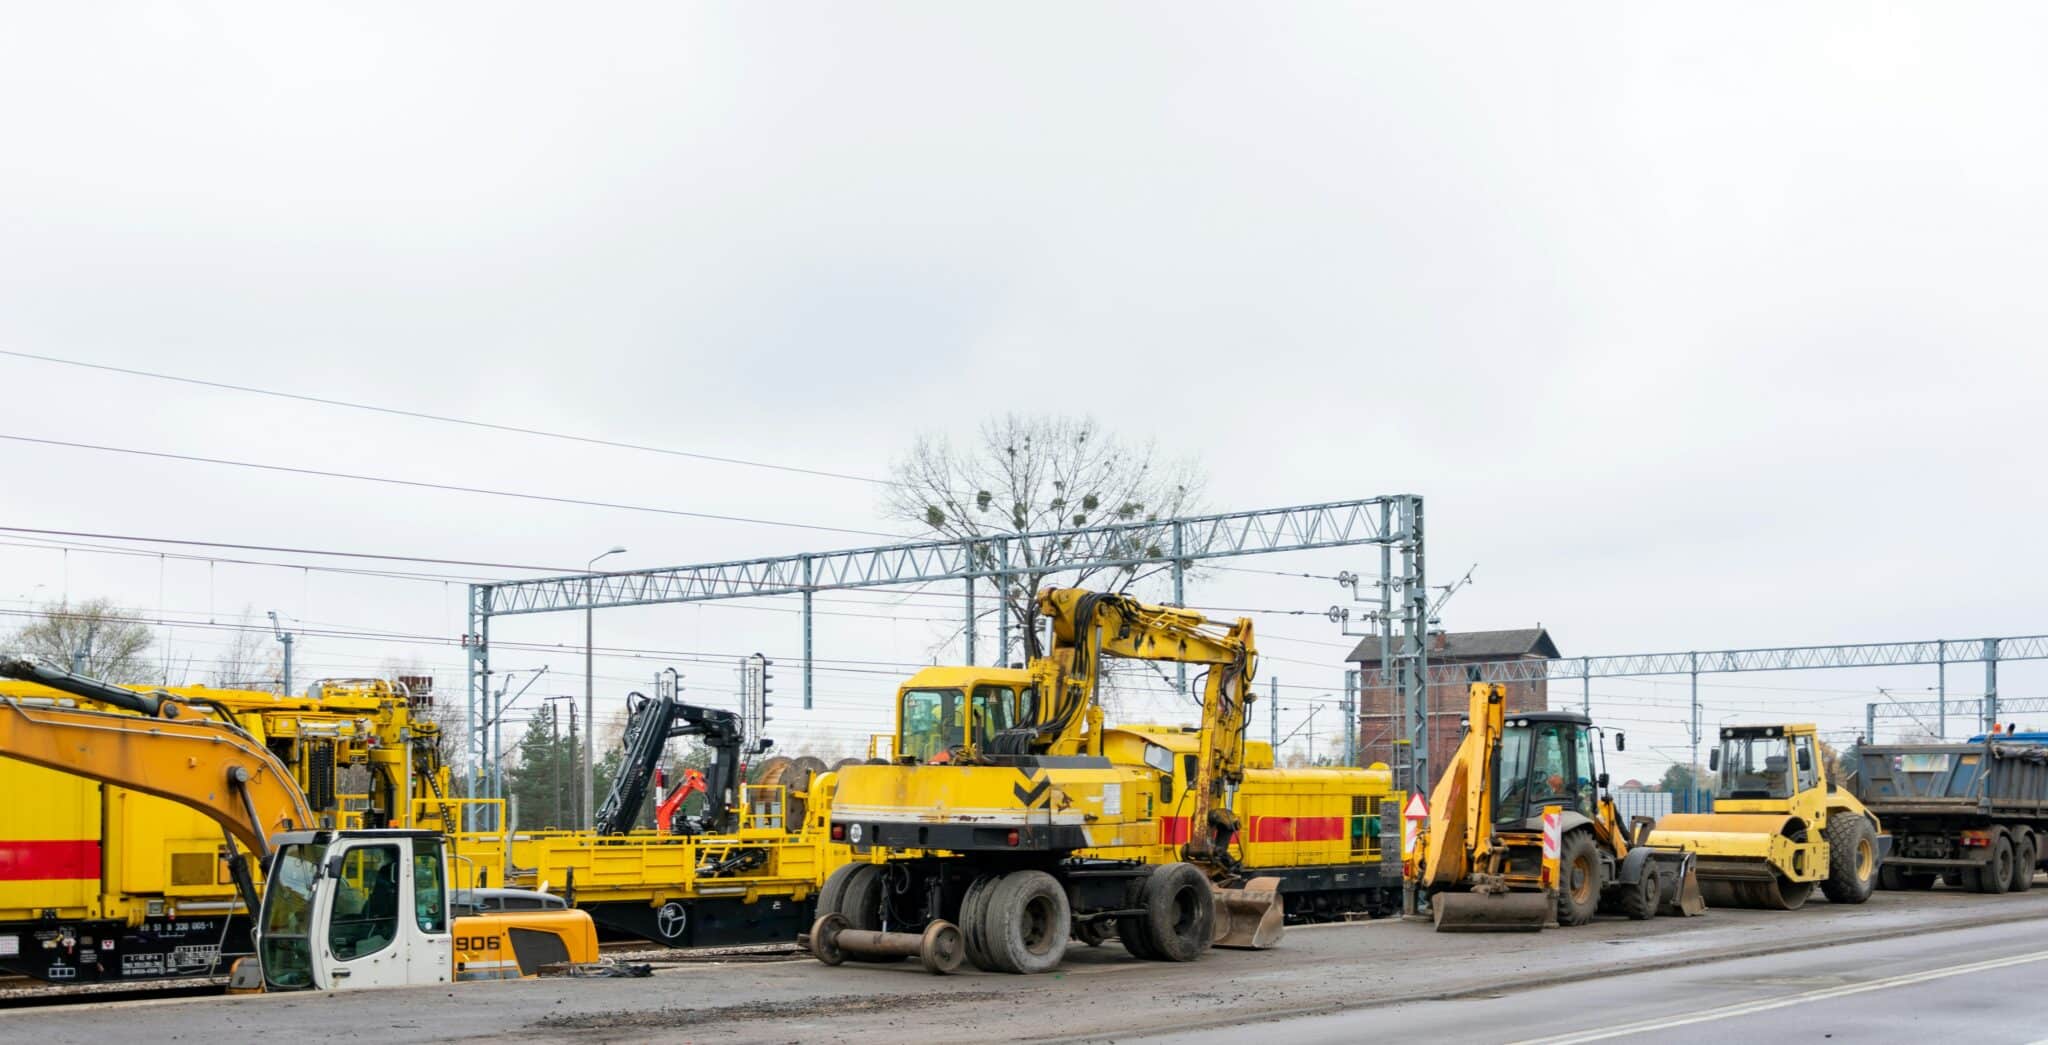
1021, 893, 1056, 955
1569, 855, 1596, 904
1856, 838, 1875, 879
1170, 885, 1200, 936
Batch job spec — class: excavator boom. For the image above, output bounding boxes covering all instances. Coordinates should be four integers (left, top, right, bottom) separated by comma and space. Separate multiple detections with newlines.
0, 694, 314, 857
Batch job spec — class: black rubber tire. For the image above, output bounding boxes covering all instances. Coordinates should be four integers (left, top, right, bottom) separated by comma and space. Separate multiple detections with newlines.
1878, 865, 1905, 891
981, 870, 1070, 974
2011, 831, 2037, 893
1942, 869, 1966, 888
816, 863, 861, 920
835, 864, 904, 963
1556, 830, 1602, 927
1118, 867, 1162, 960
1134, 862, 1214, 962
959, 873, 1003, 971
1617, 868, 1659, 921
1821, 815, 1879, 904
1977, 834, 2015, 895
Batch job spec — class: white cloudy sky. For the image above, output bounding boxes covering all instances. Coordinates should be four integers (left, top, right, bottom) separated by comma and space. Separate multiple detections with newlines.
1, 3, 2042, 782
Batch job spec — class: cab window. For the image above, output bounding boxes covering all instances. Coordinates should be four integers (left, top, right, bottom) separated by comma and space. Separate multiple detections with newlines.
971, 686, 1018, 745
1795, 735, 1819, 793
1527, 724, 1584, 814
412, 839, 447, 934
901, 688, 964, 761
329, 844, 401, 961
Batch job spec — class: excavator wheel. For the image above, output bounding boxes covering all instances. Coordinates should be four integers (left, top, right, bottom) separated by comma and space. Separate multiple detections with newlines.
1555, 830, 1603, 927
1118, 867, 1163, 960
1820, 815, 1879, 904
1134, 863, 1216, 961
980, 870, 1071, 973
959, 873, 1004, 971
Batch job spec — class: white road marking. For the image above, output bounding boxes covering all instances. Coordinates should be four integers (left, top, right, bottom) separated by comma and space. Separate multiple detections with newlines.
1509, 948, 2048, 1045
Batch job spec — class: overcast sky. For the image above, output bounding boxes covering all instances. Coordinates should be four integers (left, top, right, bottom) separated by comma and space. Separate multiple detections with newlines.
1, 3, 2042, 781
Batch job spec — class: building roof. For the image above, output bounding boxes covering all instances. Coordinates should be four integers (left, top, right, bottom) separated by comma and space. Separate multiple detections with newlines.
1346, 627, 1560, 665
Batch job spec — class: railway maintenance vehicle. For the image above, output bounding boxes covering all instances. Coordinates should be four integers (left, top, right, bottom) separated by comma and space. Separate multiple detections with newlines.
812, 587, 1402, 974
0, 661, 601, 992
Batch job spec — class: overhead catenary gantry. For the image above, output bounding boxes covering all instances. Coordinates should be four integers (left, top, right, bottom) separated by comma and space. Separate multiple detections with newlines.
461, 495, 1431, 814
1451, 635, 2048, 774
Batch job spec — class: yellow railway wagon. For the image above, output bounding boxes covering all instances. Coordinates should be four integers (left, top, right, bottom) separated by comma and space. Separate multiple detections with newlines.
1096, 725, 1405, 919
467, 781, 851, 949
0, 678, 447, 983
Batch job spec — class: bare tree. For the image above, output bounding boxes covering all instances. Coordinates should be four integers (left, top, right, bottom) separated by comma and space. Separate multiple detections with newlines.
885, 414, 1205, 661
5, 598, 156, 684
210, 607, 282, 691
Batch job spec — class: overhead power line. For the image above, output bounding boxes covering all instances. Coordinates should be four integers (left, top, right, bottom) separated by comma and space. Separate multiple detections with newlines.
0, 433, 903, 539
0, 348, 887, 486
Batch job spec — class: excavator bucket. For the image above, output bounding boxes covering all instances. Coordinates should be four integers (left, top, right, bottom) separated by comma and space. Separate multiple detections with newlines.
1430, 888, 1555, 932
1211, 876, 1285, 949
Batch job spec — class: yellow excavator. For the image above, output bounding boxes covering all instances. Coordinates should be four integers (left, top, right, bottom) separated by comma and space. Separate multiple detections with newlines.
1415, 682, 1705, 931
0, 659, 603, 991
815, 588, 1283, 973
1647, 723, 1884, 909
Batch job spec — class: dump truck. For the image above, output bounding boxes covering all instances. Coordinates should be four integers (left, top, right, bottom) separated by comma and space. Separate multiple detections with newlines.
1648, 723, 1884, 909
0, 662, 605, 992
1414, 682, 1703, 931
1851, 730, 2048, 893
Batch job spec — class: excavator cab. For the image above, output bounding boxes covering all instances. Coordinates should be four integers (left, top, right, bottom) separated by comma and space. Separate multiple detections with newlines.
255, 830, 455, 991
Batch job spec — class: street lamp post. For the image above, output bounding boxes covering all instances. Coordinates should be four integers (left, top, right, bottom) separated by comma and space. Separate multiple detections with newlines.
584, 546, 626, 830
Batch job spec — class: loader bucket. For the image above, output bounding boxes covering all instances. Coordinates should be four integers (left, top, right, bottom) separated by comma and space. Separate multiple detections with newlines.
1212, 876, 1285, 949
1430, 889, 1554, 932
1647, 850, 1707, 917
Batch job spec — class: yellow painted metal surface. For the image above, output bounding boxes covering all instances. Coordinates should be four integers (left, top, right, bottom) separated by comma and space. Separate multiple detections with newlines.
0, 678, 448, 929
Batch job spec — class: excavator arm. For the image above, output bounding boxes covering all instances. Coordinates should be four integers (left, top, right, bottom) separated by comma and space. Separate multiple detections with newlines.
1036, 588, 1257, 864
0, 691, 314, 858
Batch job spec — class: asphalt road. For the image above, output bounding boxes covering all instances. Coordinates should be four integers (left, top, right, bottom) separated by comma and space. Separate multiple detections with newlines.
8, 887, 2048, 1043
1149, 915, 2048, 1045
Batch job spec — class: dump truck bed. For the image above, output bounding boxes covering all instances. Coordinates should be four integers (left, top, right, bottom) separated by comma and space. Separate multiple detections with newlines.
1854, 741, 2048, 820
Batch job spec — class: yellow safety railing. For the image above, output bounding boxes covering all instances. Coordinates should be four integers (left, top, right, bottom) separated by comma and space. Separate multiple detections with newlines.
412, 797, 510, 889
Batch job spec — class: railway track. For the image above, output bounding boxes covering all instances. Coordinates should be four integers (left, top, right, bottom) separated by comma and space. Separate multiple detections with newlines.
0, 940, 804, 1007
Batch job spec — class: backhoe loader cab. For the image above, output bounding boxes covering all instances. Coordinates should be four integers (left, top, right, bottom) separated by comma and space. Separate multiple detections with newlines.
1491, 712, 1604, 831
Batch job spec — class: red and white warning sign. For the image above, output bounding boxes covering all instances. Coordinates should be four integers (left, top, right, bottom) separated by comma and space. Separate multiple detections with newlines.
1539, 805, 1562, 888
1401, 793, 1428, 858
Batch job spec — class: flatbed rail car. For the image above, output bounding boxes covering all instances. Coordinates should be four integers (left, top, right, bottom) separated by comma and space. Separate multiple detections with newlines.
445, 781, 853, 949
1854, 735, 2048, 893
0, 672, 450, 984
1090, 725, 1406, 920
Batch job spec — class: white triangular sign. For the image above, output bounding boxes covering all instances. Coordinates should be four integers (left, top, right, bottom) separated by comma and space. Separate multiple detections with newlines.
1404, 792, 1428, 820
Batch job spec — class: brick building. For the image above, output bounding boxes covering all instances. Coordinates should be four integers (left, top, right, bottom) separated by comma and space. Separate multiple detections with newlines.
1347, 628, 1559, 790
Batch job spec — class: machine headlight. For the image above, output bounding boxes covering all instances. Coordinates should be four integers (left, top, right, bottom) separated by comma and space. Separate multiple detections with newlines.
848, 823, 864, 844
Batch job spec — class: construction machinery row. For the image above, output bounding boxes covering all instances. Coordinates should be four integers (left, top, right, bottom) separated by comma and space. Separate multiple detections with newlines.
8, 584, 2042, 995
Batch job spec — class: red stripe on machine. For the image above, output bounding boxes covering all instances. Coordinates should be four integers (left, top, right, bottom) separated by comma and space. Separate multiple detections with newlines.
0, 840, 101, 881
1247, 816, 1346, 843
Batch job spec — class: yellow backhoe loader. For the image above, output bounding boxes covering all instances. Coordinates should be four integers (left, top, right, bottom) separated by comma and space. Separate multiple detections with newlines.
0, 660, 606, 991
1647, 723, 1885, 909
1415, 682, 1705, 931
